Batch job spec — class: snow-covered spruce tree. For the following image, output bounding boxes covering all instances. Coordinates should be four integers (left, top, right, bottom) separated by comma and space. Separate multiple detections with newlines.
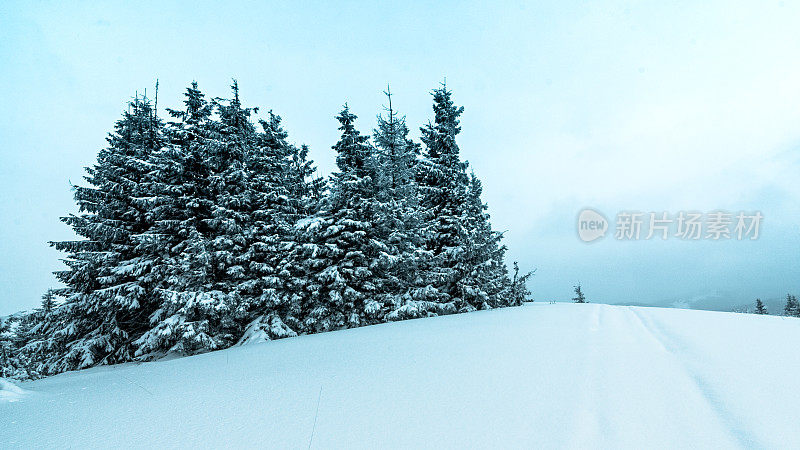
508, 262, 533, 305
755, 298, 767, 315
417, 85, 468, 313
783, 294, 799, 317
370, 88, 449, 321
237, 111, 319, 343
572, 284, 587, 303
10, 291, 60, 379
36, 96, 164, 374
281, 105, 392, 333
0, 315, 21, 379
133, 81, 256, 357
455, 173, 517, 309
417, 83, 526, 311
133, 82, 320, 353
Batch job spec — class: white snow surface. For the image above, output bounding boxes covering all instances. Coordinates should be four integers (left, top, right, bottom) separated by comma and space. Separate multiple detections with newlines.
0, 379, 26, 402
3, 303, 800, 449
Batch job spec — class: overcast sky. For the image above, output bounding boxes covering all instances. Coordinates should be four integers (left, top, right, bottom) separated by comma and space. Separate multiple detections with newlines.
2, 0, 800, 315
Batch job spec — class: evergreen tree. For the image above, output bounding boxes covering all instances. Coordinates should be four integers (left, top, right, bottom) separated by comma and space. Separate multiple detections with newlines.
783, 294, 799, 317
508, 262, 533, 306
134, 81, 254, 356
417, 83, 525, 311
417, 84, 473, 312
40, 290, 55, 314
755, 298, 767, 315
13, 309, 52, 379
8, 288, 65, 379
0, 315, 18, 378
38, 95, 163, 374
371, 88, 448, 320
284, 105, 387, 332
238, 111, 318, 343
460, 173, 519, 309
572, 284, 587, 303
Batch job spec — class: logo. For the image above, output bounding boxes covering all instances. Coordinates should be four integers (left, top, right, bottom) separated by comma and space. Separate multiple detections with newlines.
578, 208, 608, 242
576, 208, 762, 242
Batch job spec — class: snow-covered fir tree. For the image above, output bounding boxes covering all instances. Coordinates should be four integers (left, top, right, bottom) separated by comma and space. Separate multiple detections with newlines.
754, 298, 767, 315
33, 96, 163, 374
417, 84, 469, 312
0, 315, 20, 378
125, 81, 217, 357
237, 111, 319, 343
134, 81, 256, 357
282, 105, 388, 332
456, 173, 518, 309
508, 262, 533, 305
371, 88, 449, 321
783, 294, 799, 317
572, 284, 587, 303
417, 83, 525, 311
11, 291, 60, 379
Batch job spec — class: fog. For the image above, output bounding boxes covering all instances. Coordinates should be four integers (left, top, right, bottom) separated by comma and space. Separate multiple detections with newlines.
2, 0, 799, 314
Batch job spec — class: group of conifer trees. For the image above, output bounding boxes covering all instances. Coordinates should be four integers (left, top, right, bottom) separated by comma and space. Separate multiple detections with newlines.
0, 81, 530, 379
780, 294, 798, 316
751, 295, 799, 316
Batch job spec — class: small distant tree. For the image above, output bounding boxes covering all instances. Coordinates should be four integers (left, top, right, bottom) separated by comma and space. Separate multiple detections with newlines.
0, 316, 25, 379
754, 298, 767, 315
41, 290, 55, 314
507, 263, 533, 306
572, 283, 587, 303
0, 316, 12, 376
784, 294, 799, 317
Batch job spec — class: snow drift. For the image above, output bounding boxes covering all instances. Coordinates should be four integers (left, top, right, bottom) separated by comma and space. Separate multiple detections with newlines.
3, 303, 800, 448
0, 378, 26, 403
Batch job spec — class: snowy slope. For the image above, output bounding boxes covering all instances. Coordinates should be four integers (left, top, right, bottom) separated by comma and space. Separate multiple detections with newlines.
0, 379, 26, 402
3, 303, 800, 449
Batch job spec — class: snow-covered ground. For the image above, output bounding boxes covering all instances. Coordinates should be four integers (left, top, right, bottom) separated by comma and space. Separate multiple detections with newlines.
0, 379, 26, 403
3, 303, 800, 449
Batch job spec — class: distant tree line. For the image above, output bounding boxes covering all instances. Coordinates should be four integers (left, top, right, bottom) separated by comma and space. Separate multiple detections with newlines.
749, 295, 800, 316
0, 81, 531, 379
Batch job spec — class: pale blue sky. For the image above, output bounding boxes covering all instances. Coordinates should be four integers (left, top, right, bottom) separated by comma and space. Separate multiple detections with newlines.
2, 0, 800, 314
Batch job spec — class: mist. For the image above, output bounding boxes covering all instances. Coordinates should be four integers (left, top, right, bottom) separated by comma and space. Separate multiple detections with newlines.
2, 0, 800, 315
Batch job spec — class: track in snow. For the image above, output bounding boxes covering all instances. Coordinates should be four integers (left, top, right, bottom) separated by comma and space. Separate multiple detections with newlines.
3, 303, 800, 449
